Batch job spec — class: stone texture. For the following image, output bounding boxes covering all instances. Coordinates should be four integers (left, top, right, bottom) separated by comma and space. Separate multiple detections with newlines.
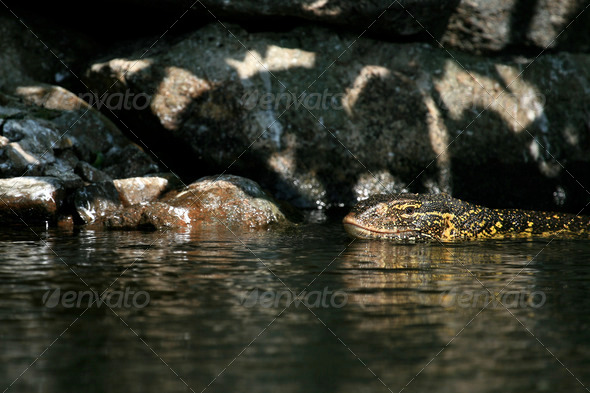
7, 1, 589, 57
106, 175, 289, 230
72, 181, 121, 225
0, 176, 65, 224
75, 161, 113, 183
442, 0, 590, 54
166, 175, 288, 227
85, 23, 590, 211
3, 1, 459, 42
0, 15, 96, 90
105, 202, 192, 230
202, 0, 460, 38
0, 86, 159, 185
113, 176, 171, 206
15, 84, 160, 177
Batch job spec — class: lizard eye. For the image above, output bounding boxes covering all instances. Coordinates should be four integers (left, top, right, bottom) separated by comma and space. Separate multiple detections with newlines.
405, 207, 415, 215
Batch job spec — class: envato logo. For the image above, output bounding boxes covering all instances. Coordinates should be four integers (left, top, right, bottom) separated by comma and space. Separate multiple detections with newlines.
240, 89, 345, 111
78, 90, 152, 111
42, 288, 150, 309
439, 288, 546, 309
239, 287, 348, 308
31, 89, 152, 111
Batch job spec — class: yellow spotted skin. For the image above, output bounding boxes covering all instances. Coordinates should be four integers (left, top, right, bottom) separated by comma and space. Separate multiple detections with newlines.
342, 193, 590, 242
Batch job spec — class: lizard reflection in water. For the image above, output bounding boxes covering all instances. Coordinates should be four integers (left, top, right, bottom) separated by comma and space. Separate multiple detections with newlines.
343, 193, 590, 242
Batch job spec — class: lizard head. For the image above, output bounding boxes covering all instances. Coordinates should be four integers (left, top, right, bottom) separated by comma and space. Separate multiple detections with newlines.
342, 193, 463, 242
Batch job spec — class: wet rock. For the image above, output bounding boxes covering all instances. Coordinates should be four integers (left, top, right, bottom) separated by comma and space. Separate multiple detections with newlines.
442, 0, 590, 54
101, 145, 160, 179
167, 175, 288, 228
85, 23, 590, 211
106, 175, 289, 230
0, 85, 159, 186
106, 202, 191, 230
1, 10, 159, 182
73, 181, 121, 225
57, 214, 75, 230
1, 118, 61, 176
44, 161, 85, 189
75, 161, 113, 183
113, 176, 171, 206
16, 84, 160, 177
0, 176, 65, 225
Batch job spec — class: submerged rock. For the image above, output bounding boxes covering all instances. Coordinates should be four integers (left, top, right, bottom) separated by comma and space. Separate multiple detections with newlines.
106, 202, 191, 230
0, 177, 65, 225
0, 172, 278, 231
72, 181, 121, 225
106, 175, 289, 230
166, 175, 288, 227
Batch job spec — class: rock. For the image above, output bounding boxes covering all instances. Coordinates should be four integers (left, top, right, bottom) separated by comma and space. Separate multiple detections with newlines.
202, 0, 460, 38
7, 1, 589, 57
15, 84, 160, 177
1, 118, 60, 176
75, 161, 113, 183
57, 214, 75, 230
0, 16, 59, 88
0, 177, 65, 225
1, 14, 159, 181
106, 202, 191, 230
3, 1, 458, 43
85, 23, 590, 211
113, 176, 171, 206
167, 175, 288, 227
0, 86, 159, 185
101, 145, 160, 179
442, 0, 590, 54
72, 181, 121, 225
106, 175, 289, 230
44, 160, 85, 189
0, 15, 97, 89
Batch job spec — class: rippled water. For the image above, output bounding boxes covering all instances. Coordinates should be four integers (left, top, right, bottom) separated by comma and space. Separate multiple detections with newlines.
1, 222, 590, 393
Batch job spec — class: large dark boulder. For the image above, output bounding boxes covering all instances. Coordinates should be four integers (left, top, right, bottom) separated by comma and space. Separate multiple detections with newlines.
85, 23, 590, 211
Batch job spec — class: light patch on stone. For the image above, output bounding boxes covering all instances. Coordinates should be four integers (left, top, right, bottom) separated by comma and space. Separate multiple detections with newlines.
6, 142, 39, 165
436, 60, 541, 132
301, 0, 340, 16
226, 47, 315, 80
268, 150, 296, 175
152, 67, 210, 130
343, 66, 390, 116
16, 85, 89, 111
562, 124, 579, 145
91, 59, 153, 82
528, 139, 540, 160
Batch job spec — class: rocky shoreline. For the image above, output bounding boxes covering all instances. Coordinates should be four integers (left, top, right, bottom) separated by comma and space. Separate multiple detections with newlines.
1, 1, 590, 230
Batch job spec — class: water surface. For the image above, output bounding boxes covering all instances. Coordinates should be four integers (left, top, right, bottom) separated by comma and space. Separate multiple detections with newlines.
1, 223, 589, 392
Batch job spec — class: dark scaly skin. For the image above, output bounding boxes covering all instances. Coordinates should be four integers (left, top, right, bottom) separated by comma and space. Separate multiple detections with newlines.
343, 193, 590, 242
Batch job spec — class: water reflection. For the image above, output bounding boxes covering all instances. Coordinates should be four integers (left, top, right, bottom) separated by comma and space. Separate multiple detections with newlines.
1, 226, 589, 392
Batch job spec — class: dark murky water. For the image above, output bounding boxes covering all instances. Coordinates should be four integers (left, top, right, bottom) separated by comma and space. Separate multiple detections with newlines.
1, 222, 590, 393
